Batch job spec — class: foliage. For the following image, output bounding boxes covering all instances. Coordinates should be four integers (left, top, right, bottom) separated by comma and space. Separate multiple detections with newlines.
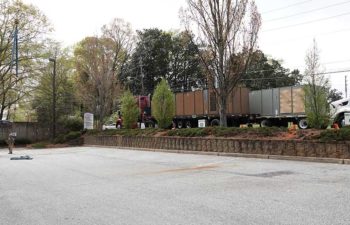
328, 88, 343, 102
120, 29, 205, 95
61, 116, 84, 131
121, 28, 172, 95
85, 128, 161, 136
120, 90, 140, 129
303, 40, 330, 129
166, 127, 287, 137
32, 46, 77, 130
0, 0, 52, 120
318, 128, 350, 142
243, 50, 302, 90
168, 31, 205, 92
182, 0, 261, 126
54, 131, 82, 144
151, 79, 175, 129
74, 18, 133, 130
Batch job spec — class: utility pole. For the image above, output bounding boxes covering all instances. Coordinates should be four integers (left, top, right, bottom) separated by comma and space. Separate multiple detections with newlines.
14, 19, 19, 77
346, 75, 348, 98
49, 58, 56, 139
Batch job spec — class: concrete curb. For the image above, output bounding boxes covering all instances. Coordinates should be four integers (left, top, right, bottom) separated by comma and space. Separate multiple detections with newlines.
84, 145, 347, 165
268, 155, 344, 164
343, 159, 350, 165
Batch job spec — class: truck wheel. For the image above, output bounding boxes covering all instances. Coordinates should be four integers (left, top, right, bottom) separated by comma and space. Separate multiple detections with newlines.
177, 121, 183, 129
260, 119, 271, 127
337, 115, 345, 128
298, 119, 308, 129
210, 119, 220, 127
185, 121, 192, 128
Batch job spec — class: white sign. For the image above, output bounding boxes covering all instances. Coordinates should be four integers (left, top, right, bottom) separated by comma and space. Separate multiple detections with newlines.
198, 119, 206, 128
84, 113, 94, 129
345, 113, 350, 126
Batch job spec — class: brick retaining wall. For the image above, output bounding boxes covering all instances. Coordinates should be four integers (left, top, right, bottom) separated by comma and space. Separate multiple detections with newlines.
84, 136, 350, 159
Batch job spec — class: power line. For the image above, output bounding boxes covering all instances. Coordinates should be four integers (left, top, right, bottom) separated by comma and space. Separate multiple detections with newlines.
262, 0, 313, 14
264, 11, 350, 32
262, 27, 350, 45
265, 0, 350, 22
241, 68, 350, 81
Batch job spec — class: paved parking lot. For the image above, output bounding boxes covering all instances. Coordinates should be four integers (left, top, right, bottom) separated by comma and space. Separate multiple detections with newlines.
0, 147, 349, 225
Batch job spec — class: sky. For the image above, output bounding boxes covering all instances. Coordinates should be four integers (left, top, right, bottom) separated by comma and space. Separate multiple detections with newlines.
21, 0, 350, 96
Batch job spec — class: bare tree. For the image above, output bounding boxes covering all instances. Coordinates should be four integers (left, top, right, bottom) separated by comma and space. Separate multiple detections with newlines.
182, 0, 261, 126
74, 19, 133, 130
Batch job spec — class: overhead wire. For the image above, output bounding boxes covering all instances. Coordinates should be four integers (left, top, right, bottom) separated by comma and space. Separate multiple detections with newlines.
263, 11, 350, 32
262, 0, 313, 14
265, 0, 350, 22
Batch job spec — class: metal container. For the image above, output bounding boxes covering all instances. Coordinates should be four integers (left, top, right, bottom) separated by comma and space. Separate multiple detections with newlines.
175, 87, 250, 117
249, 86, 305, 117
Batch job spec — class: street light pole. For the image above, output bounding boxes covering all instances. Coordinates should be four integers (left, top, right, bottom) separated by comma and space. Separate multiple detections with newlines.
49, 58, 56, 139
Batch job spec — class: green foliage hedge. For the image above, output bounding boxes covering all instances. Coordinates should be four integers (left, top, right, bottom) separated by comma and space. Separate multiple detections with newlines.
318, 128, 350, 142
166, 127, 287, 137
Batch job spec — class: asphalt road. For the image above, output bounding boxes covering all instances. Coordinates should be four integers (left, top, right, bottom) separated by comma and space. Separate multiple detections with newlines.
0, 147, 349, 225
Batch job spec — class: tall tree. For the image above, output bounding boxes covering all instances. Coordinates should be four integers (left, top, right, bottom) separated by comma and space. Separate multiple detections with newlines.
0, 0, 51, 119
74, 19, 133, 130
303, 39, 330, 128
243, 50, 302, 90
121, 28, 172, 95
32, 45, 77, 131
182, 0, 261, 126
168, 31, 205, 92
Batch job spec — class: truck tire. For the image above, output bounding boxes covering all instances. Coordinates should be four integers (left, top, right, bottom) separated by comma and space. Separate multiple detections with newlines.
210, 119, 220, 127
177, 121, 183, 129
185, 121, 192, 128
260, 119, 271, 127
297, 118, 308, 129
337, 115, 345, 128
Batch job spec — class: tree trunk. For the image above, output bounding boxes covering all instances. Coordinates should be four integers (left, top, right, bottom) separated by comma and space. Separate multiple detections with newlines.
219, 95, 227, 127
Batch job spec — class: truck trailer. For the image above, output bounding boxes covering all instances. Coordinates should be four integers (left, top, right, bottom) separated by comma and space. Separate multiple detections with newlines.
173, 86, 308, 129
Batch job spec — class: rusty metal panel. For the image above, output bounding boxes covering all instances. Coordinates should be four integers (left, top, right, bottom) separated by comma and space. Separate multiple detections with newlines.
209, 90, 218, 114
184, 92, 195, 115
194, 90, 204, 115
175, 93, 184, 116
240, 88, 250, 114
226, 91, 234, 114
280, 87, 292, 114
203, 89, 209, 114
292, 87, 305, 114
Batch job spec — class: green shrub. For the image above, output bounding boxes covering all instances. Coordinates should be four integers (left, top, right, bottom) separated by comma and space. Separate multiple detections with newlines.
120, 90, 140, 129
61, 116, 84, 131
152, 79, 175, 129
64, 131, 82, 141
319, 128, 350, 142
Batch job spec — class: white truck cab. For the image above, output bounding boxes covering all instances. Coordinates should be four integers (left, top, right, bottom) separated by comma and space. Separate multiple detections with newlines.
330, 98, 350, 127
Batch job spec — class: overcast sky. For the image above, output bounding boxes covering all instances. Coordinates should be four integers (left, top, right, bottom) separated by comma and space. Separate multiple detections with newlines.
21, 0, 350, 96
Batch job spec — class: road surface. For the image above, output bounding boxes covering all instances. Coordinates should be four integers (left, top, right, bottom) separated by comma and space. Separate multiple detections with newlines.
0, 147, 349, 225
